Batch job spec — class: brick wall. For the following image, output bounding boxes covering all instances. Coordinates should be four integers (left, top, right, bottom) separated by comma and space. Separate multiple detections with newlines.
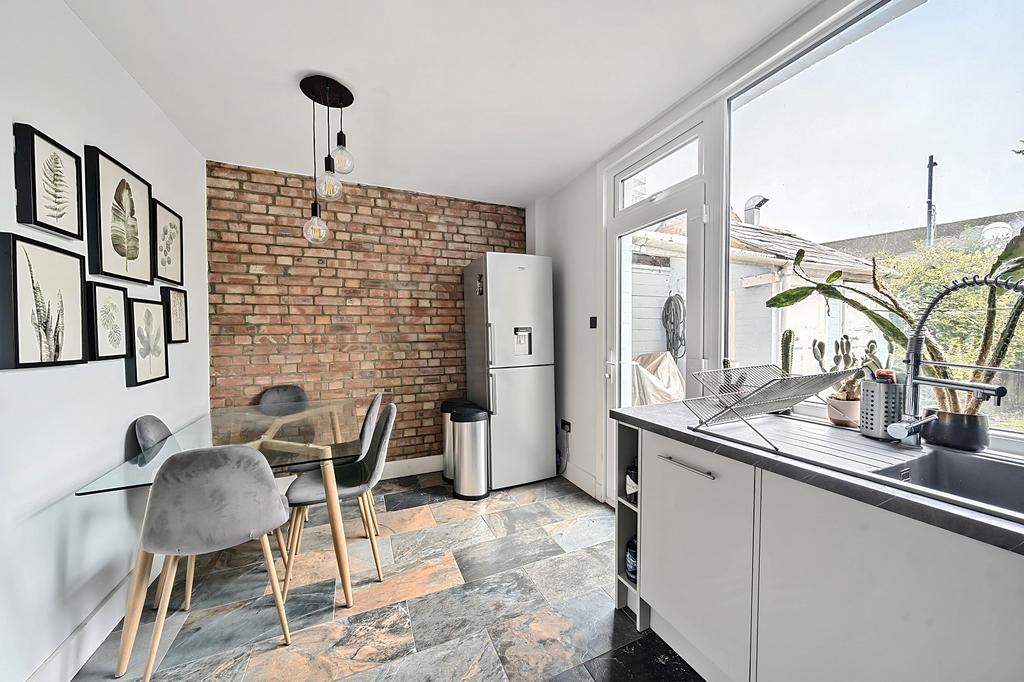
206, 161, 526, 461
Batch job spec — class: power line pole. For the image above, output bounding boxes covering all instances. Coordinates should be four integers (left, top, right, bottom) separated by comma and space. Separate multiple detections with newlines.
925, 155, 938, 247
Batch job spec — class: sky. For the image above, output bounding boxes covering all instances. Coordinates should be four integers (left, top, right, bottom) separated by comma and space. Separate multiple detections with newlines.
730, 0, 1024, 242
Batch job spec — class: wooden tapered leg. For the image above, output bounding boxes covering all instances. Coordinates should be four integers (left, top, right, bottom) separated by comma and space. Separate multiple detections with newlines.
115, 544, 154, 677
359, 496, 384, 582
183, 555, 196, 611
274, 527, 290, 569
366, 492, 381, 536
151, 558, 168, 610
321, 460, 353, 607
143, 555, 179, 682
282, 509, 304, 601
295, 512, 307, 557
260, 534, 291, 645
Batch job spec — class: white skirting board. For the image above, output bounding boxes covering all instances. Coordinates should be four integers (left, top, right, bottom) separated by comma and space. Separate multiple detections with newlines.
383, 454, 442, 479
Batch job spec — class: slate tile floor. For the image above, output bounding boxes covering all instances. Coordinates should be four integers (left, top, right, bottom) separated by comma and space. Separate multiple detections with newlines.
75, 474, 701, 681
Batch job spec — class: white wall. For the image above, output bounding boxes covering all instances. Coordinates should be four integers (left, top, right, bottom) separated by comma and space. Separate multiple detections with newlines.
0, 3, 209, 680
531, 169, 603, 497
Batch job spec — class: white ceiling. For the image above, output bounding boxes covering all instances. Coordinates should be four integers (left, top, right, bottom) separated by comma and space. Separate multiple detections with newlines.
67, 0, 814, 207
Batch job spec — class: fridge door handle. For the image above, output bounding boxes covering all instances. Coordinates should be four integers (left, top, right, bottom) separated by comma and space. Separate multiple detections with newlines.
487, 323, 495, 366
489, 373, 497, 415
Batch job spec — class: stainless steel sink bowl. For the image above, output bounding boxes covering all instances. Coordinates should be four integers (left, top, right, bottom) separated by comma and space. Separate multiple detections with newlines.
875, 448, 1024, 516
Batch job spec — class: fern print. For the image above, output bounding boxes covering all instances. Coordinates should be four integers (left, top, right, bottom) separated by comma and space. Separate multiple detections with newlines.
99, 299, 122, 349
24, 248, 65, 362
110, 179, 140, 271
41, 152, 69, 221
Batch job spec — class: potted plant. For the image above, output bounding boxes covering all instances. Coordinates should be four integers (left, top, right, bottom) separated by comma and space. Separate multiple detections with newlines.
811, 335, 885, 427
766, 231, 1024, 438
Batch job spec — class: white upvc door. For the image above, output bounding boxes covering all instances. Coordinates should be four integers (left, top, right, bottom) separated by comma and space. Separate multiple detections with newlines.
601, 104, 725, 503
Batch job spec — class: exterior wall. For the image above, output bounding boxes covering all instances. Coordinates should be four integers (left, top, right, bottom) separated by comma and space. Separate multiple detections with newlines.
728, 261, 778, 367
206, 162, 526, 461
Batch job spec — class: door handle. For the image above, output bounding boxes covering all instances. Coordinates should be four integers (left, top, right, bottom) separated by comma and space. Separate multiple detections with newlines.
487, 323, 495, 366
489, 374, 497, 415
657, 454, 716, 480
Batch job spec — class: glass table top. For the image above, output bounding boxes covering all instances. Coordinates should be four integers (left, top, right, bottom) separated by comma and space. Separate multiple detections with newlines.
76, 399, 358, 496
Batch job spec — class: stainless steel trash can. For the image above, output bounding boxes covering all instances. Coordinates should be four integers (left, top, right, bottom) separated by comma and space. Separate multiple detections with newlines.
452, 405, 489, 500
440, 398, 474, 483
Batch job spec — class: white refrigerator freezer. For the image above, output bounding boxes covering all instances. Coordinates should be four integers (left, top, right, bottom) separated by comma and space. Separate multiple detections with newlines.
464, 253, 556, 489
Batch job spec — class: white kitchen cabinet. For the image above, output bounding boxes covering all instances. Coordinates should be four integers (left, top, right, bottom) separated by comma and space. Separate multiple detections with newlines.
640, 432, 755, 682
757, 471, 1024, 682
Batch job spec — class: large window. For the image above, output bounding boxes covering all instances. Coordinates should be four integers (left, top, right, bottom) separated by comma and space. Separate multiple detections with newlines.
728, 0, 1024, 430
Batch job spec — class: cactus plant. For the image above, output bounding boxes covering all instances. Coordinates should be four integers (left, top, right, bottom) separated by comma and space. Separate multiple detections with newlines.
780, 329, 794, 375
810, 334, 883, 401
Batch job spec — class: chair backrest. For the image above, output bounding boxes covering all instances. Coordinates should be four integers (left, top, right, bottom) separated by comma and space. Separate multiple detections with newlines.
135, 415, 172, 451
362, 403, 397, 489
257, 384, 309, 416
355, 393, 384, 460
141, 445, 288, 556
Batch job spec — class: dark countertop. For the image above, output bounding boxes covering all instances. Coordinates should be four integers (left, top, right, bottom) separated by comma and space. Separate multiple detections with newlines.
611, 403, 1024, 557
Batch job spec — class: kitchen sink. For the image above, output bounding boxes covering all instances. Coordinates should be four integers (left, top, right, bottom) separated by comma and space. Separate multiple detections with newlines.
875, 448, 1024, 516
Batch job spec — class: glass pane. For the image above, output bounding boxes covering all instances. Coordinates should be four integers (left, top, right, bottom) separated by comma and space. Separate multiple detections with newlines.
619, 139, 698, 210
728, 0, 1024, 430
618, 213, 688, 407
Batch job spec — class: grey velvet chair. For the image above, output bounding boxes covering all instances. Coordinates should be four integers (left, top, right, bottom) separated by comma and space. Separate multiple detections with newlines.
286, 392, 383, 475
258, 384, 309, 416
282, 403, 397, 600
134, 416, 199, 613
139, 445, 292, 682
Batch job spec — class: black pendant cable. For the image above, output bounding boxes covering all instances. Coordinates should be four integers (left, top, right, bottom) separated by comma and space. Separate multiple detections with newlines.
302, 100, 328, 243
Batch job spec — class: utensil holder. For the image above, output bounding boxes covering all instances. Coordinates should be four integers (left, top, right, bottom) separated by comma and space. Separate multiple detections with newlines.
859, 381, 905, 440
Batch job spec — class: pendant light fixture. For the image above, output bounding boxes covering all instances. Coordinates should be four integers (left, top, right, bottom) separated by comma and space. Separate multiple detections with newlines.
299, 74, 355, 244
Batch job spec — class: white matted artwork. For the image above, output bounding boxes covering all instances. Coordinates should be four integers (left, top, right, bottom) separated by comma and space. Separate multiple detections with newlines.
126, 298, 167, 386
153, 200, 183, 285
0, 233, 86, 368
13, 123, 84, 239
88, 282, 128, 360
85, 146, 153, 284
161, 286, 189, 344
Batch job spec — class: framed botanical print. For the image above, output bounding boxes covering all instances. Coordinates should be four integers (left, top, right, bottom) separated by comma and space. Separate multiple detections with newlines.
0, 233, 87, 368
85, 146, 153, 284
88, 282, 128, 360
13, 124, 84, 239
153, 199, 183, 285
126, 298, 168, 386
161, 286, 189, 344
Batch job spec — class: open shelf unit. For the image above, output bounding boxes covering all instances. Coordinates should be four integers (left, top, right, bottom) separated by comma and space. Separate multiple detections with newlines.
614, 422, 650, 631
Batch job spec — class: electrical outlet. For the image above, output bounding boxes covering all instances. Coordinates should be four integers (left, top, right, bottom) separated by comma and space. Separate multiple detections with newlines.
560, 419, 571, 433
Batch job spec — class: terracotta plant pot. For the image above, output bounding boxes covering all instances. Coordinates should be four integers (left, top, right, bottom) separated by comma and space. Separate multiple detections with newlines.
826, 396, 860, 427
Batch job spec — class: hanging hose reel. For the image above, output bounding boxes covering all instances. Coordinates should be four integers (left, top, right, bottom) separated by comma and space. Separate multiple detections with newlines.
662, 293, 686, 360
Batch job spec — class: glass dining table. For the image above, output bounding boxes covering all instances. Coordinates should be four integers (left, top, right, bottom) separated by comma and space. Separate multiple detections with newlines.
77, 399, 363, 678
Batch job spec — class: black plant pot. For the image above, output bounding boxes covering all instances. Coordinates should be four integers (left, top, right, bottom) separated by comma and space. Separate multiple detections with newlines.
921, 409, 990, 452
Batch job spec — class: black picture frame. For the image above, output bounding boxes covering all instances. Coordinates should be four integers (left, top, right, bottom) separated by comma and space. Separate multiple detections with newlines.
161, 286, 189, 344
152, 199, 184, 285
85, 145, 154, 284
13, 123, 84, 240
0, 232, 88, 369
126, 297, 168, 386
87, 282, 129, 360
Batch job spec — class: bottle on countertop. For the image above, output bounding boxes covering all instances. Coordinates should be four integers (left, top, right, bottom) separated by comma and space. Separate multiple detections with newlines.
625, 457, 639, 504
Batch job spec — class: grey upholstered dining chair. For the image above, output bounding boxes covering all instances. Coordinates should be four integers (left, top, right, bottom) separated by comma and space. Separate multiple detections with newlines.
139, 445, 292, 682
285, 392, 383, 475
257, 384, 309, 416
282, 403, 397, 600
134, 416, 199, 613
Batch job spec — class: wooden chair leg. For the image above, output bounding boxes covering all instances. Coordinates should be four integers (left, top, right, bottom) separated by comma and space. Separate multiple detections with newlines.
143, 555, 179, 682
151, 556, 168, 610
366, 492, 381, 536
260, 534, 291, 645
282, 508, 305, 601
274, 527, 289, 569
115, 544, 153, 677
359, 495, 385, 582
183, 555, 196, 611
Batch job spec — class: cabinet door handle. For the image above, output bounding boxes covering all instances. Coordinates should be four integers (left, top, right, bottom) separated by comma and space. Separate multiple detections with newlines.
657, 454, 716, 480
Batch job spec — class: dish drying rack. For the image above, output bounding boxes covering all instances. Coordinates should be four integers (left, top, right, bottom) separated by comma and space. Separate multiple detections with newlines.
680, 364, 861, 450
